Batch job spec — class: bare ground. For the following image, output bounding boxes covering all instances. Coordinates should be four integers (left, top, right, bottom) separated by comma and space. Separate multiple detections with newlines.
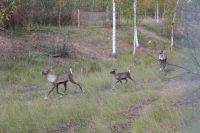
73, 41, 115, 63
139, 27, 169, 43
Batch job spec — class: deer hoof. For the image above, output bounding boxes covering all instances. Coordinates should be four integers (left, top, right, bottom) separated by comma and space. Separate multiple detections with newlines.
59, 95, 63, 98
44, 96, 48, 100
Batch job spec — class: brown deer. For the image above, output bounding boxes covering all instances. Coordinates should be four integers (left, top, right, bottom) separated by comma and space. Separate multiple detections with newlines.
42, 68, 82, 100
110, 69, 136, 85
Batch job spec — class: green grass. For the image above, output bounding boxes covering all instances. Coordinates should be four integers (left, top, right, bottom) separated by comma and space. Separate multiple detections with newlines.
0, 52, 160, 132
133, 95, 181, 133
0, 26, 184, 133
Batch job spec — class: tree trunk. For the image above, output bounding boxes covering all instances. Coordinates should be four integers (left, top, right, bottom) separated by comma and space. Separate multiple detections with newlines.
156, 0, 159, 23
58, 3, 61, 29
133, 0, 139, 55
78, 9, 80, 27
155, 0, 159, 24
112, 0, 116, 57
155, 4, 157, 22
171, 26, 174, 51
171, 0, 180, 51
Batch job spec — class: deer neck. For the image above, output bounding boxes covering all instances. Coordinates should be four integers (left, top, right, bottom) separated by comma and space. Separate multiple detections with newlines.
47, 73, 57, 83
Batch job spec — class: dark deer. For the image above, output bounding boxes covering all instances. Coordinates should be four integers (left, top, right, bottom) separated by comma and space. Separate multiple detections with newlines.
42, 68, 82, 100
110, 69, 136, 85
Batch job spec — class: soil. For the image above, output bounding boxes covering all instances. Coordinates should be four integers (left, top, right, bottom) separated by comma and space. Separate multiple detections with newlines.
139, 27, 169, 43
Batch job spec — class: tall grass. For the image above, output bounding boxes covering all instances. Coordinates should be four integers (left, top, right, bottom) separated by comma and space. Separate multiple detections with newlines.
0, 26, 183, 133
133, 96, 181, 133
0, 51, 162, 132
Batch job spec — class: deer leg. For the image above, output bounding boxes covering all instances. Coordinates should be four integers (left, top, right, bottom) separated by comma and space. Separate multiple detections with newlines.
128, 76, 136, 86
47, 85, 55, 96
70, 79, 83, 92
163, 59, 167, 70
116, 79, 122, 84
44, 85, 55, 100
128, 76, 134, 81
159, 60, 162, 71
64, 82, 68, 95
115, 80, 120, 84
55, 84, 64, 96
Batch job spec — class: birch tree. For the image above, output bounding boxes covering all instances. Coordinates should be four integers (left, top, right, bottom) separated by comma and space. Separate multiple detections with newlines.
156, 0, 159, 23
171, 0, 180, 51
112, 0, 116, 57
154, 0, 159, 23
58, 0, 68, 29
133, 0, 139, 55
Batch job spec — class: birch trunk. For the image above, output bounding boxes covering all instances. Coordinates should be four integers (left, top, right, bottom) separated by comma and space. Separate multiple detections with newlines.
133, 0, 139, 55
78, 9, 80, 27
171, 27, 174, 51
155, 4, 157, 22
112, 0, 116, 57
58, 3, 61, 29
171, 0, 180, 51
156, 0, 159, 23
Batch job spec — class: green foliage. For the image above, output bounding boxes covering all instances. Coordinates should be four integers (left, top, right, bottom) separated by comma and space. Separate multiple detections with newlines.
0, 0, 16, 26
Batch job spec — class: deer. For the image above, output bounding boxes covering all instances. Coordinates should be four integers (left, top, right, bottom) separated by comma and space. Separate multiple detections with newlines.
159, 50, 167, 71
110, 69, 136, 85
42, 68, 83, 100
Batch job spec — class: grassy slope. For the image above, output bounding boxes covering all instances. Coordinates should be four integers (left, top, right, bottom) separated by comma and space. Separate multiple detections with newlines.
0, 26, 183, 133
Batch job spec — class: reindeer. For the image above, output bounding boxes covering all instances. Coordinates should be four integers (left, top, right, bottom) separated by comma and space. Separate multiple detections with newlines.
42, 68, 82, 100
159, 50, 167, 71
110, 69, 136, 85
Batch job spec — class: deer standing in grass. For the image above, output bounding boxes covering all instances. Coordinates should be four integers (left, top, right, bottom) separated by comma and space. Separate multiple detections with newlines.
110, 69, 136, 85
42, 68, 82, 100
159, 50, 167, 71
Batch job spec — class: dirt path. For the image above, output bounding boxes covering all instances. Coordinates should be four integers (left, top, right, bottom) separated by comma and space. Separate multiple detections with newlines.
139, 27, 169, 43
119, 75, 200, 133
159, 79, 200, 96
73, 41, 115, 62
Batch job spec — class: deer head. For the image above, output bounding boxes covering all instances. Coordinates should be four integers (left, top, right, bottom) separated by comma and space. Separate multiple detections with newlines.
42, 69, 51, 76
110, 69, 116, 75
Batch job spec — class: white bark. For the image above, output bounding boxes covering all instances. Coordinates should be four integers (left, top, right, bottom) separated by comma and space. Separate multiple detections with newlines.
156, 0, 159, 23
133, 0, 139, 55
58, 2, 61, 29
171, 0, 180, 51
170, 33, 174, 51
155, 4, 157, 21
112, 0, 116, 57
78, 9, 80, 27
